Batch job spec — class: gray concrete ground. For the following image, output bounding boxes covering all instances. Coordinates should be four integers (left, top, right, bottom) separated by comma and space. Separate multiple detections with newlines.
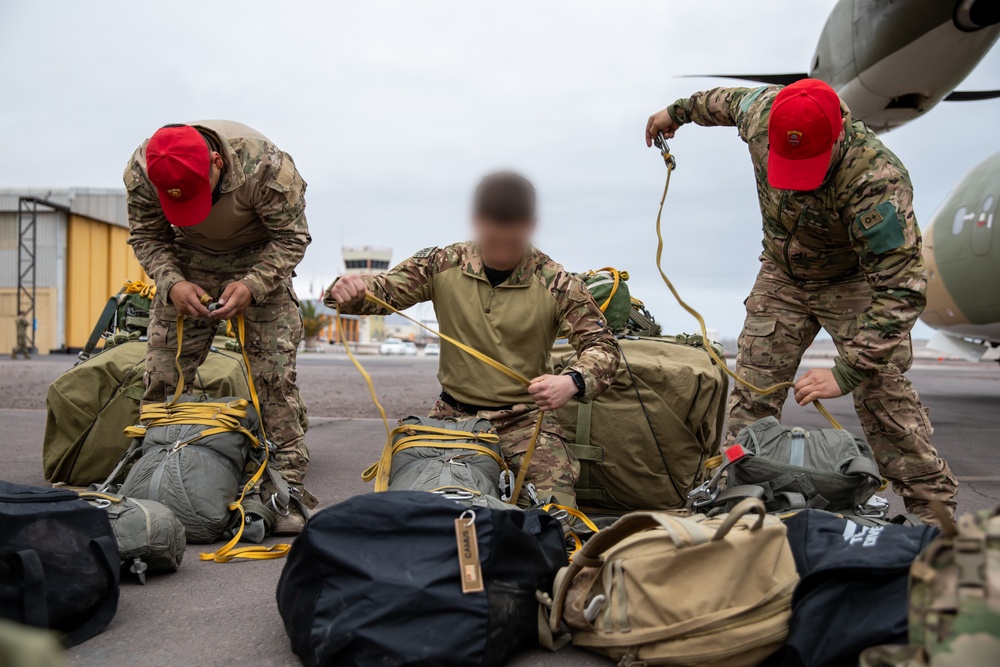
2, 352, 999, 666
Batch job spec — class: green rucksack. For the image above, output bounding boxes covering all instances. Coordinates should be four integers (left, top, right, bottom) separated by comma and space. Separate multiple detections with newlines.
364, 416, 513, 510
581, 268, 631, 332
80, 492, 185, 584
716, 417, 883, 514
117, 396, 260, 544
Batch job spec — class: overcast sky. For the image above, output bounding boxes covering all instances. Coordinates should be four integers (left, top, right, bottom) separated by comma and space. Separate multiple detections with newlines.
1, 1, 998, 337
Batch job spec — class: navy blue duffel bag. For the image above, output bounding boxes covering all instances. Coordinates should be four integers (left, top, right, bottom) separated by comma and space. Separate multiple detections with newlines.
276, 491, 567, 667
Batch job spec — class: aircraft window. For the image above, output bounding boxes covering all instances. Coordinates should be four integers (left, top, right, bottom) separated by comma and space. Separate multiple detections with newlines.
984, 195, 995, 212
952, 206, 967, 234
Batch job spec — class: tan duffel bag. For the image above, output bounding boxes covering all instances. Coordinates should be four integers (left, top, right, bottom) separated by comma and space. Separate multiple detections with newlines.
544, 499, 798, 666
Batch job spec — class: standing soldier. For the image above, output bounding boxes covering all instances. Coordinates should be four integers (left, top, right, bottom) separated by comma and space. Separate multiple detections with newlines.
645, 79, 958, 523
125, 121, 314, 533
327, 172, 620, 508
11, 311, 30, 359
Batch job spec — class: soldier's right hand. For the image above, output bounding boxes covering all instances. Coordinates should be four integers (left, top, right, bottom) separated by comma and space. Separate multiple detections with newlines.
168, 281, 211, 318
327, 275, 368, 306
645, 109, 681, 147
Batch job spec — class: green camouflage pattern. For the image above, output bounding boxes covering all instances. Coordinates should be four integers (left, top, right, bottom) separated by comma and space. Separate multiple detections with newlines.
429, 399, 579, 508
669, 86, 926, 377
330, 241, 620, 407
860, 505, 1000, 667
12, 315, 29, 358
143, 249, 309, 485
726, 259, 957, 518
125, 120, 311, 304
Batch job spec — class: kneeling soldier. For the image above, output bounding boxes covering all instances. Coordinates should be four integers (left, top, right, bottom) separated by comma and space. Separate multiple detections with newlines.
125, 121, 314, 534
327, 172, 620, 508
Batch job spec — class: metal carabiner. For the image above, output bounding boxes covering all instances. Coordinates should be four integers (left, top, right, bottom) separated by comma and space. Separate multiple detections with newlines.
655, 132, 677, 170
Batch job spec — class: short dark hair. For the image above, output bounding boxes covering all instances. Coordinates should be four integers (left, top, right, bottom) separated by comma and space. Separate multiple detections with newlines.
473, 171, 536, 223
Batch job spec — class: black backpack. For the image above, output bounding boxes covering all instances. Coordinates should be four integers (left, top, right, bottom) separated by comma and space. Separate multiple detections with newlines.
276, 490, 567, 667
0, 481, 120, 647
764, 509, 939, 667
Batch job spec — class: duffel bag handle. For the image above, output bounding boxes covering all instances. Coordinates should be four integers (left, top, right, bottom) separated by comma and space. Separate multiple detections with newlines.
710, 498, 767, 541
548, 512, 709, 634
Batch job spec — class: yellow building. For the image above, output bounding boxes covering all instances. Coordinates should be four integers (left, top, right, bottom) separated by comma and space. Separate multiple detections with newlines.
0, 189, 146, 354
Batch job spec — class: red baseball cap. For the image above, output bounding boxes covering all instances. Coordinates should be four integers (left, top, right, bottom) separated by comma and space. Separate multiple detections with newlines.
767, 79, 843, 191
145, 125, 213, 227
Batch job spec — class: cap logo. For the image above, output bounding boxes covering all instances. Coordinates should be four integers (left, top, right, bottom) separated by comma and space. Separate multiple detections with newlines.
786, 130, 803, 147
167, 188, 183, 199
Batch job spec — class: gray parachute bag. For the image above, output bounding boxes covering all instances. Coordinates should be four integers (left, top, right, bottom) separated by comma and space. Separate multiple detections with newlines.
81, 492, 185, 584
386, 416, 512, 510
726, 417, 883, 513
119, 395, 258, 544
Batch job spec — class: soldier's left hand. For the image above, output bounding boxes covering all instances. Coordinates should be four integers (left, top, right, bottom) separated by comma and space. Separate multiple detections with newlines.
212, 282, 254, 320
794, 368, 844, 405
529, 374, 578, 411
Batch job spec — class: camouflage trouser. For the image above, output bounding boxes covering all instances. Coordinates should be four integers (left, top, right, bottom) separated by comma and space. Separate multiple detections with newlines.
429, 399, 580, 508
726, 260, 958, 515
11, 335, 29, 358
144, 249, 309, 485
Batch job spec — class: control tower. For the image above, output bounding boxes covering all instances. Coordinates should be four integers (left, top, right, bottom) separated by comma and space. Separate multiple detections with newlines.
338, 246, 392, 344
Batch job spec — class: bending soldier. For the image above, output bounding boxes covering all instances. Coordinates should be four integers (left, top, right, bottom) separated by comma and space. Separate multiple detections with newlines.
645, 79, 958, 523
328, 172, 620, 508
125, 121, 314, 533
11, 311, 30, 359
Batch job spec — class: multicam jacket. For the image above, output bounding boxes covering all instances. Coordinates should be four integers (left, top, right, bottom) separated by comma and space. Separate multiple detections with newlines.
668, 86, 926, 383
124, 120, 311, 304
328, 242, 621, 407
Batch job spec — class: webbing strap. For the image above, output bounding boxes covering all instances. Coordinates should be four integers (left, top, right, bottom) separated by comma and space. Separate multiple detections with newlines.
338, 294, 544, 505
588, 267, 626, 314
653, 158, 843, 431
576, 401, 593, 448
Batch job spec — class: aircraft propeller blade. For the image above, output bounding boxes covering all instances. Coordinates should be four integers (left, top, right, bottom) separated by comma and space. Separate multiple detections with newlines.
681, 73, 808, 86
944, 90, 1000, 102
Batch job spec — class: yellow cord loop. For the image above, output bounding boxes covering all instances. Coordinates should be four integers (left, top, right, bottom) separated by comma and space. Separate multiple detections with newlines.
653, 159, 843, 431
338, 293, 542, 505
587, 267, 628, 314
130, 302, 290, 562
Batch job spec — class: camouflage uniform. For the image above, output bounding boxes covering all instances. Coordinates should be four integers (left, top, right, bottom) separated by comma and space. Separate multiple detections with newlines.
668, 87, 957, 517
125, 120, 312, 485
328, 242, 620, 507
11, 315, 30, 359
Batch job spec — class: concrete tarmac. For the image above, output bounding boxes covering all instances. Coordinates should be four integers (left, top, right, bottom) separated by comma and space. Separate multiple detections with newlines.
2, 353, 999, 666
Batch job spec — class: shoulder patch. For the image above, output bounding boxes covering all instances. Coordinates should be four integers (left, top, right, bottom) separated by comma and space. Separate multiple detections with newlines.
739, 86, 768, 114
856, 202, 904, 254
412, 246, 437, 260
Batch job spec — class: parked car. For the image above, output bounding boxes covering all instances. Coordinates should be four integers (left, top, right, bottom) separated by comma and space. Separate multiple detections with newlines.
402, 342, 418, 356
379, 338, 406, 355
424, 343, 440, 356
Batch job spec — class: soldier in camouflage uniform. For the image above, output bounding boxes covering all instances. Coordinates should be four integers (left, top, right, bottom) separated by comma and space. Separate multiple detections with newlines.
646, 79, 957, 523
11, 312, 30, 359
328, 172, 620, 508
125, 121, 314, 533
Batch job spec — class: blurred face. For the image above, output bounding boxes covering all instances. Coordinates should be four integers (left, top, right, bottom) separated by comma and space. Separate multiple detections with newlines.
473, 214, 536, 269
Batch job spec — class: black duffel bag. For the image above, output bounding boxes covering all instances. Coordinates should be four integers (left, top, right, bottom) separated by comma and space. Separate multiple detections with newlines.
277, 490, 567, 667
0, 480, 120, 647
763, 509, 938, 667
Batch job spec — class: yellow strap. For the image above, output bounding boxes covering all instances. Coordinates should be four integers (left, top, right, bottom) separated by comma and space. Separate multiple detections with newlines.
365, 435, 509, 490
544, 503, 601, 557
337, 294, 543, 505
590, 267, 621, 314
653, 161, 843, 431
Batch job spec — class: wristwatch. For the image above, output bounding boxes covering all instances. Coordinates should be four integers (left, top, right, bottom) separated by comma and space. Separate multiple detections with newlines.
567, 371, 586, 398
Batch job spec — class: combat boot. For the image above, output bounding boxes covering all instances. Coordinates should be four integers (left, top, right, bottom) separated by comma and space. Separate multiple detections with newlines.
273, 504, 308, 535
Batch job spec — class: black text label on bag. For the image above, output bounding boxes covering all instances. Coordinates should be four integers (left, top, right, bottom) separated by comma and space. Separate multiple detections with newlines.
454, 518, 484, 594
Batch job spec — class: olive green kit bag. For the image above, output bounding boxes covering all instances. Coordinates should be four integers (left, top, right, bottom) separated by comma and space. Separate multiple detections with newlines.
552, 335, 729, 511
43, 338, 252, 487
541, 498, 798, 666
80, 492, 186, 584
580, 268, 632, 332
860, 504, 1000, 667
